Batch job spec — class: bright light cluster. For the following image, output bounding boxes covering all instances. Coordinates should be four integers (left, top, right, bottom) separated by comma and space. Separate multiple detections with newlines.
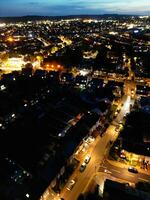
0, 57, 25, 71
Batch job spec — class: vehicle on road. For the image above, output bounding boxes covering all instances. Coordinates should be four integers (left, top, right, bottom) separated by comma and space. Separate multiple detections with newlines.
84, 155, 91, 164
128, 166, 138, 173
120, 153, 126, 159
81, 143, 89, 152
66, 179, 76, 190
80, 162, 86, 172
83, 136, 95, 144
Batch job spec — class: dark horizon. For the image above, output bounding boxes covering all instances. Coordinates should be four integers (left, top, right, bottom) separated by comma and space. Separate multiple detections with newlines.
0, 13, 148, 19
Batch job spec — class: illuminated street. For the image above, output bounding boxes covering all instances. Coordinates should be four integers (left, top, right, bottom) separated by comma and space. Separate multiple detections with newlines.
42, 89, 139, 200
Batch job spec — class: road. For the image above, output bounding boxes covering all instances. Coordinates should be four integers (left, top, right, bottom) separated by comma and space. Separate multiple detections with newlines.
41, 81, 145, 200
58, 95, 135, 200
114, 95, 134, 124
99, 159, 150, 184
60, 126, 114, 200
41, 94, 136, 200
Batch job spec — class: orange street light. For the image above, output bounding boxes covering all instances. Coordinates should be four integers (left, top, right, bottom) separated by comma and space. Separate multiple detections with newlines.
7, 36, 14, 42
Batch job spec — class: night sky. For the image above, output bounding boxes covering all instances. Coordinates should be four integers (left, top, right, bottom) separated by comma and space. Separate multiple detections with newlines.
0, 0, 150, 17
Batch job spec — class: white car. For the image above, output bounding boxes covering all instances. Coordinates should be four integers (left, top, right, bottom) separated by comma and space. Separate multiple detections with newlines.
83, 136, 95, 144
66, 180, 76, 190
80, 162, 86, 172
87, 136, 95, 143
84, 155, 91, 164
81, 143, 89, 152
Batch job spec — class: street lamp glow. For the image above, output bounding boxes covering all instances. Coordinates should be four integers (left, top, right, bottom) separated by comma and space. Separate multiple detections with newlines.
12, 113, 15, 118
7, 36, 14, 42
80, 69, 89, 76
124, 96, 131, 113
26, 193, 30, 198
0, 23, 6, 27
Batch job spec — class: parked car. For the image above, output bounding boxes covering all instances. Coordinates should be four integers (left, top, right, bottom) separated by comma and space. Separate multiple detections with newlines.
84, 155, 91, 164
80, 162, 86, 172
81, 143, 89, 152
128, 166, 138, 173
66, 179, 76, 190
83, 136, 95, 144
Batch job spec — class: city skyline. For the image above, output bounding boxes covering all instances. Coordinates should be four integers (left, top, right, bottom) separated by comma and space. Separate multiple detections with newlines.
0, 0, 150, 17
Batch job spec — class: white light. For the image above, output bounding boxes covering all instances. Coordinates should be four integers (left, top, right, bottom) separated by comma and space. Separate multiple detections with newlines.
0, 85, 6, 91
109, 31, 118, 35
80, 69, 89, 76
28, 33, 33, 38
124, 96, 131, 113
0, 23, 6, 27
26, 193, 30, 198
0, 57, 26, 72
134, 30, 139, 34
12, 114, 15, 117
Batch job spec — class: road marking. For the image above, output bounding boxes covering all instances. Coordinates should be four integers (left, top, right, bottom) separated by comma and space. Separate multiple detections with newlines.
111, 169, 121, 173
126, 174, 134, 177
138, 177, 150, 182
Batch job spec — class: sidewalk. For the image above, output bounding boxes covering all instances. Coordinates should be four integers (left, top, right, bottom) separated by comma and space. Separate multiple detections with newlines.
107, 159, 150, 176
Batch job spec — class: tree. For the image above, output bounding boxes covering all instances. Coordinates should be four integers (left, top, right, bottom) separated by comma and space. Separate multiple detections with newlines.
136, 181, 150, 193
94, 44, 108, 70
130, 57, 136, 71
77, 194, 85, 200
62, 47, 82, 66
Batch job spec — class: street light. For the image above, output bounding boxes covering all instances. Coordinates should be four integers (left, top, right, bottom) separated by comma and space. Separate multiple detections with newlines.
26, 194, 30, 198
